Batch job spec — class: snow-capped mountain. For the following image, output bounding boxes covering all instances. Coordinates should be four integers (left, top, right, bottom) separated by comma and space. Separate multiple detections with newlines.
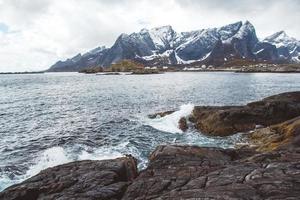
264, 31, 300, 62
48, 21, 300, 72
49, 46, 108, 72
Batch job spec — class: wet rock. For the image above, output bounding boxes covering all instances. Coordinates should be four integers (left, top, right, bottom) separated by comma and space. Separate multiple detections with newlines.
148, 111, 174, 119
190, 91, 300, 136
0, 156, 137, 200
178, 117, 188, 132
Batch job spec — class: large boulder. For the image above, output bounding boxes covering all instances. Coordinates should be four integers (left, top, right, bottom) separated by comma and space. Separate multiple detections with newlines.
0, 156, 137, 200
190, 91, 300, 136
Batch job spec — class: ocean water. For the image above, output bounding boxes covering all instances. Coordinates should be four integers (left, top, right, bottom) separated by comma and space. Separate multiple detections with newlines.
1, 72, 300, 191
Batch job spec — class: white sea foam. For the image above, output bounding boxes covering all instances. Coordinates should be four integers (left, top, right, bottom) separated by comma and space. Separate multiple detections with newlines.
0, 144, 130, 192
25, 147, 71, 178
78, 143, 127, 161
145, 104, 194, 133
0, 147, 71, 191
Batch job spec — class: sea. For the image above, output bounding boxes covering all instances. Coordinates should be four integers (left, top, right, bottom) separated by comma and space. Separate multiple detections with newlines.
1, 72, 300, 191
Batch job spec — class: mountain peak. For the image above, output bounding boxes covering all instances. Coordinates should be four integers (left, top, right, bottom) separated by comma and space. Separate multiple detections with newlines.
243, 20, 251, 25
234, 20, 257, 41
140, 28, 149, 34
218, 21, 243, 40
242, 20, 255, 29
148, 25, 175, 50
119, 33, 129, 38
150, 25, 174, 36
278, 30, 287, 35
263, 31, 299, 55
264, 31, 296, 43
151, 25, 173, 31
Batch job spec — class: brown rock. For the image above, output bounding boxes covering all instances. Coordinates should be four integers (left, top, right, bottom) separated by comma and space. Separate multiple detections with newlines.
190, 91, 300, 136
2, 133, 300, 200
178, 117, 188, 131
123, 142, 300, 199
249, 116, 300, 152
0, 156, 137, 200
148, 111, 174, 119
122, 145, 254, 200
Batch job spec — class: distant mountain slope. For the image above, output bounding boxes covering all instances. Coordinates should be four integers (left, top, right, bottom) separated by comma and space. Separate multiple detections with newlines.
48, 21, 300, 72
264, 31, 300, 62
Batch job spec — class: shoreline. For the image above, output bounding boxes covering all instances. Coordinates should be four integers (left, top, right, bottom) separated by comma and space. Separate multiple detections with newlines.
3, 70, 300, 75
0, 71, 45, 75
1, 91, 300, 199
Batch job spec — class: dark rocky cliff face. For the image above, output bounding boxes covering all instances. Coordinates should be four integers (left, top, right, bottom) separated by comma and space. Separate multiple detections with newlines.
47, 21, 300, 72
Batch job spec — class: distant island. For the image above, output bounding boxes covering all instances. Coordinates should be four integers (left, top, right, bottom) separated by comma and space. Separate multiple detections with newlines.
0, 71, 44, 75
78, 60, 162, 75
47, 21, 300, 72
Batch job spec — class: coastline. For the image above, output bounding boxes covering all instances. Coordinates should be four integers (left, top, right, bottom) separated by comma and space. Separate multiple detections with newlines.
1, 91, 300, 199
2, 68, 300, 75
0, 71, 45, 75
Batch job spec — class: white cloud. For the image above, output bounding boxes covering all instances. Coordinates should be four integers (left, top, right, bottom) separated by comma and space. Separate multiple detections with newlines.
0, 0, 299, 72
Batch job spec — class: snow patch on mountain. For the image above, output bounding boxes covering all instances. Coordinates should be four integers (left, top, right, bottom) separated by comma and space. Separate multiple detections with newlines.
142, 50, 174, 61
175, 51, 211, 64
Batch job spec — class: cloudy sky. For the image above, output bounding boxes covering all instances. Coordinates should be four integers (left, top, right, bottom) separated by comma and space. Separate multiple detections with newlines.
0, 0, 299, 72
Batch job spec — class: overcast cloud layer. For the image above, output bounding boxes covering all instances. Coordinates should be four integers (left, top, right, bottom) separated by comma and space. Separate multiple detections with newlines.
0, 0, 299, 72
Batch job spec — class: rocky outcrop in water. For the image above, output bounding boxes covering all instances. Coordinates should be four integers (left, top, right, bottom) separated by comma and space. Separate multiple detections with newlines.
125, 116, 300, 199
149, 92, 300, 136
189, 91, 300, 136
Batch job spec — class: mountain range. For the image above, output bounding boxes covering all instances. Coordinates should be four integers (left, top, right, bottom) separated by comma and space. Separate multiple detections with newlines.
48, 21, 300, 72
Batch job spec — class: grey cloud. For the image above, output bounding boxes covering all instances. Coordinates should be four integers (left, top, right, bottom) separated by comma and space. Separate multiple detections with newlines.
0, 0, 299, 72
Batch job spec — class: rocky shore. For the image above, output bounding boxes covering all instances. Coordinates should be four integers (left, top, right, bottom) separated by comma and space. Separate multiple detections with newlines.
151, 91, 300, 136
1, 92, 300, 199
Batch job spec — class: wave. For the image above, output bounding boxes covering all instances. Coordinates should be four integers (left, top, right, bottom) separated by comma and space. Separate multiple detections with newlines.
0, 143, 135, 192
145, 104, 194, 133
25, 147, 71, 178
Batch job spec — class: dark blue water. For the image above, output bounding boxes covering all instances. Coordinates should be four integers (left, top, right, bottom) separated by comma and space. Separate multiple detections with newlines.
1, 72, 300, 191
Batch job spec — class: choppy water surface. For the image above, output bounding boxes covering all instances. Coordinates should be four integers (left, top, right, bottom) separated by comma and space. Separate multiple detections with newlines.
1, 72, 300, 191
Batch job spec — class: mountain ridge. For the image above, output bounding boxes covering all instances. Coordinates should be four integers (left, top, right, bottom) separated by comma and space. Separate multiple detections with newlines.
48, 21, 300, 72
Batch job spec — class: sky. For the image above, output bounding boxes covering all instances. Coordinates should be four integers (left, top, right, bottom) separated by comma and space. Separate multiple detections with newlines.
0, 0, 299, 72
